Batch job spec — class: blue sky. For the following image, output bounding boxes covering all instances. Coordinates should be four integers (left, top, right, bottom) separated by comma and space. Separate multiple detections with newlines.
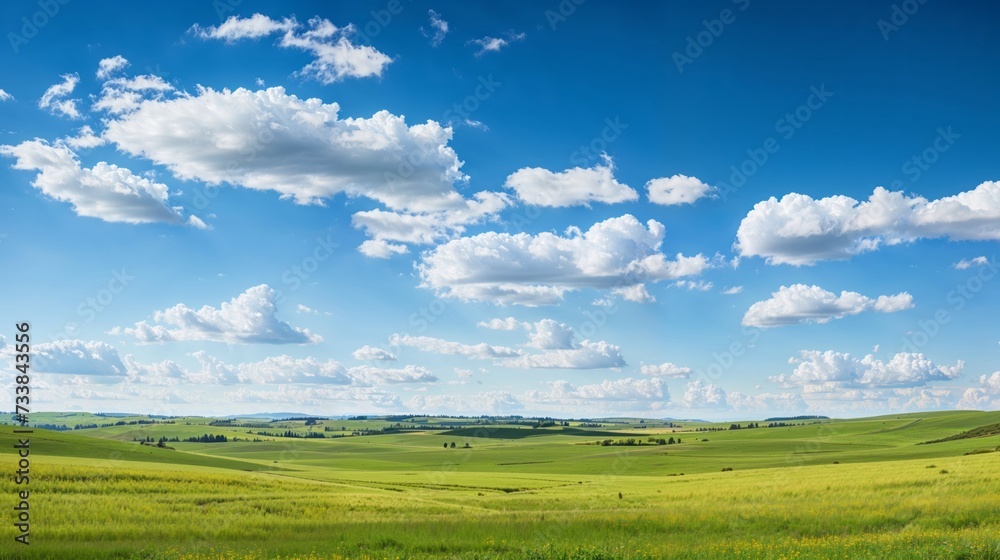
1, 0, 998, 418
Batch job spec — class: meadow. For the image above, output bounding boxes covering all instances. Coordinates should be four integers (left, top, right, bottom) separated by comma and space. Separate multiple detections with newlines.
0, 410, 998, 559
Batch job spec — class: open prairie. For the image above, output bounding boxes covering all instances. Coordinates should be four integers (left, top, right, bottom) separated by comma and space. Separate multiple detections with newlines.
2, 411, 999, 559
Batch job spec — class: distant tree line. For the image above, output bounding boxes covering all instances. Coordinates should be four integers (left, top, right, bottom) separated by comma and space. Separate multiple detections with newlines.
596, 437, 682, 446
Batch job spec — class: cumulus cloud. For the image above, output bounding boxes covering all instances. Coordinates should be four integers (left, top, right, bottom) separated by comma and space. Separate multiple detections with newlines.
504, 157, 637, 207
192, 14, 391, 83
352, 345, 397, 361
96, 55, 129, 79
774, 350, 963, 389
422, 10, 449, 47
8, 340, 127, 376
63, 125, 106, 149
226, 385, 402, 409
0, 139, 201, 227
358, 239, 409, 258
737, 183, 1000, 265
681, 380, 728, 408
646, 175, 717, 206
104, 86, 469, 212
351, 191, 511, 253
94, 73, 174, 115
128, 350, 433, 387
525, 377, 667, 404
388, 334, 521, 359
477, 317, 529, 331
742, 284, 913, 327
190, 352, 348, 384
39, 74, 82, 119
639, 362, 691, 378
191, 13, 295, 41
408, 391, 523, 414
527, 319, 575, 350
957, 371, 1000, 410
500, 340, 625, 369
723, 286, 744, 295
468, 31, 525, 56
728, 391, 808, 413
418, 214, 710, 305
954, 256, 989, 270
111, 284, 321, 344
348, 364, 438, 385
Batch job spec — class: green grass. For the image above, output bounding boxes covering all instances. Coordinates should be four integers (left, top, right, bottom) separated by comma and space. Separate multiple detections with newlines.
1, 410, 998, 559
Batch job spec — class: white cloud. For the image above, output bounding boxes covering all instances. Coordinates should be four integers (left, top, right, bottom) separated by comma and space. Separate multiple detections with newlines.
193, 14, 391, 83
455, 368, 473, 378
527, 319, 575, 350
954, 256, 989, 270
525, 377, 666, 403
500, 340, 625, 369
673, 280, 714, 292
96, 55, 129, 79
226, 385, 402, 409
468, 31, 525, 56
477, 317, 529, 331
0, 139, 200, 227
682, 380, 728, 408
504, 157, 637, 207
191, 13, 295, 41
389, 334, 521, 359
423, 10, 449, 47
774, 350, 963, 388
737, 183, 1000, 265
39, 74, 82, 119
191, 352, 349, 384
722, 286, 743, 295
111, 284, 321, 344
728, 391, 808, 413
351, 191, 510, 251
63, 125, 106, 149
8, 340, 126, 377
639, 362, 691, 378
347, 364, 437, 384
94, 73, 174, 115
408, 391, 523, 414
646, 175, 717, 205
742, 284, 913, 327
352, 345, 397, 361
957, 371, 1000, 410
103, 86, 469, 213
0, 89, 13, 102
358, 239, 409, 259
418, 214, 710, 305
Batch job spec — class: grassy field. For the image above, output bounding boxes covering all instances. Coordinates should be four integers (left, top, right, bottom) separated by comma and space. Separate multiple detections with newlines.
1, 410, 998, 559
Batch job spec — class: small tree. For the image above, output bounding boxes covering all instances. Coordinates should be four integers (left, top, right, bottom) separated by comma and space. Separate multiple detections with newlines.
443, 442, 448, 448
450, 442, 456, 448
